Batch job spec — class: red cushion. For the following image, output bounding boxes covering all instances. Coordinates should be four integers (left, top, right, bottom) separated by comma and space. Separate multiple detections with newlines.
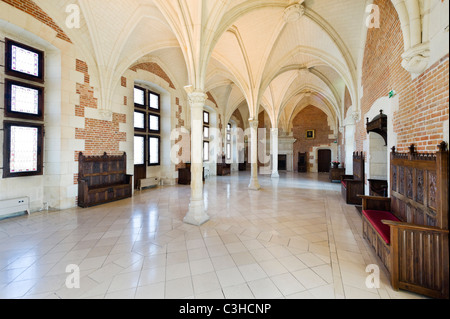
341, 181, 347, 188
363, 210, 401, 245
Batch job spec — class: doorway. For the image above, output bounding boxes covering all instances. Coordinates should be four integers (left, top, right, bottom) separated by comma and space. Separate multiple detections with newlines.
278, 155, 287, 171
318, 149, 331, 173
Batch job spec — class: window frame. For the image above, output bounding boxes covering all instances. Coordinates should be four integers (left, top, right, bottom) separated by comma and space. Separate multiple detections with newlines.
5, 38, 45, 83
226, 123, 232, 160
203, 141, 210, 162
148, 91, 161, 112
203, 110, 210, 162
134, 110, 146, 132
133, 134, 146, 166
148, 135, 161, 166
3, 121, 44, 179
5, 79, 45, 121
133, 86, 162, 167
134, 86, 146, 109
148, 113, 161, 134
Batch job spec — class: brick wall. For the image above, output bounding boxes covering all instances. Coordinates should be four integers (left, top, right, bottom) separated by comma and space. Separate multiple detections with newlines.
130, 62, 176, 89
358, 0, 449, 153
1, 0, 72, 43
344, 86, 352, 115
292, 105, 334, 171
74, 59, 126, 166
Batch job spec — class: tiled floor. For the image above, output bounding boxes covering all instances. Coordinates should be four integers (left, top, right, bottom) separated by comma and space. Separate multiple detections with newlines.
0, 172, 427, 299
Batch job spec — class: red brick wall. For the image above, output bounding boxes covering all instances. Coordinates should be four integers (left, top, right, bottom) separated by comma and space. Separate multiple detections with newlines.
1, 0, 72, 43
292, 105, 333, 171
74, 59, 126, 164
358, 0, 449, 153
130, 63, 176, 89
344, 86, 352, 115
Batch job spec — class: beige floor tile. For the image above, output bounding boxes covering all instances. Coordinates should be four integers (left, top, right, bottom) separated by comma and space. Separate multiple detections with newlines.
247, 278, 283, 299
216, 267, 246, 288
192, 271, 221, 295
0, 172, 428, 300
165, 277, 194, 299
271, 273, 306, 296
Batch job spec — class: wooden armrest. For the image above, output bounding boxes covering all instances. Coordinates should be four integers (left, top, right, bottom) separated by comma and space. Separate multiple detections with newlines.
341, 175, 354, 180
382, 220, 450, 234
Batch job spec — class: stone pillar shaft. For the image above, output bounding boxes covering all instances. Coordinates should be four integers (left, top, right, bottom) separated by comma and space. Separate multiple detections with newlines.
184, 90, 210, 226
248, 119, 261, 190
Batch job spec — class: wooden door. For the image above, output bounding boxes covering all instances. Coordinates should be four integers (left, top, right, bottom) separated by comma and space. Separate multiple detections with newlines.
318, 149, 331, 173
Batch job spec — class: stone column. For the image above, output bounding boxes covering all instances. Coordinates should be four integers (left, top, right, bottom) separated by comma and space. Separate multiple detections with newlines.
271, 128, 280, 178
248, 119, 261, 190
184, 90, 210, 226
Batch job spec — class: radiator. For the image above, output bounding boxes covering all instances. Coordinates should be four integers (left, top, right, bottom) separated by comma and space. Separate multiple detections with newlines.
138, 177, 159, 190
0, 197, 30, 218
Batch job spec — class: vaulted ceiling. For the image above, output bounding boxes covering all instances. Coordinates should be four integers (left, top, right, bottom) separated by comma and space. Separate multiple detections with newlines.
32, 0, 374, 129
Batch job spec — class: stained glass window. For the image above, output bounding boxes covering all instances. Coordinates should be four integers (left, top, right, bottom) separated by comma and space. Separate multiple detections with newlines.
134, 136, 145, 165
11, 44, 40, 77
149, 92, 160, 111
134, 111, 145, 130
227, 143, 232, 160
149, 114, 160, 132
10, 126, 38, 173
134, 87, 145, 106
149, 137, 160, 165
11, 84, 39, 115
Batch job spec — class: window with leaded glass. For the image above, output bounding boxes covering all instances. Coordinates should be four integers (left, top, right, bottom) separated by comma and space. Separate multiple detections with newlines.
5, 38, 44, 83
5, 79, 44, 121
3, 40, 45, 179
3, 122, 43, 178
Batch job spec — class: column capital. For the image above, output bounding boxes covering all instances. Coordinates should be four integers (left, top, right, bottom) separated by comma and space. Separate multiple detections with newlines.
185, 87, 207, 108
249, 119, 259, 128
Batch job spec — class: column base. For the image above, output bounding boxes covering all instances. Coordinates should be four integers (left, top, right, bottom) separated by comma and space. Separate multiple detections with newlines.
248, 178, 261, 191
184, 199, 210, 226
271, 172, 280, 178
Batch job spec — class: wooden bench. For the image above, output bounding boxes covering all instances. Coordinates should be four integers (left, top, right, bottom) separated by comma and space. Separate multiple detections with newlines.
217, 156, 231, 176
341, 152, 365, 205
359, 143, 449, 299
78, 152, 132, 208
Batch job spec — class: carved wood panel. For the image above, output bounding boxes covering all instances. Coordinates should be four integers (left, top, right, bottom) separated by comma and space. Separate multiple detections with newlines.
392, 165, 397, 192
428, 171, 437, 211
416, 169, 424, 204
399, 166, 405, 195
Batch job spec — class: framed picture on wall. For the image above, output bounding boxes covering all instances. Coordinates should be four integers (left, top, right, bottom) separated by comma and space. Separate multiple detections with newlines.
306, 130, 315, 139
